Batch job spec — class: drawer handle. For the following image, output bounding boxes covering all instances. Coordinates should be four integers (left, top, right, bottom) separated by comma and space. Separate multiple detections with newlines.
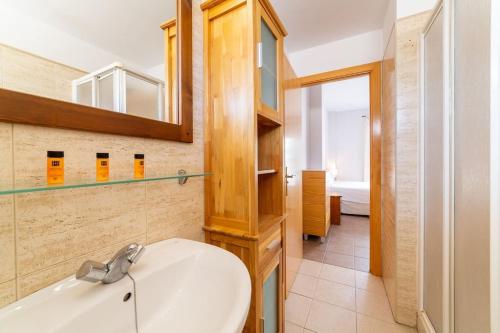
266, 239, 281, 251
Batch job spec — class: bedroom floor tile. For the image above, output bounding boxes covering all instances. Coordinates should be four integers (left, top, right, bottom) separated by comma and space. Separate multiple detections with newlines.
304, 248, 325, 262
327, 242, 355, 256
324, 253, 355, 269
302, 215, 370, 276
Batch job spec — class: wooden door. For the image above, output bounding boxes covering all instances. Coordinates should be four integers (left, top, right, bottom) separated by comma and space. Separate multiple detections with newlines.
283, 57, 304, 296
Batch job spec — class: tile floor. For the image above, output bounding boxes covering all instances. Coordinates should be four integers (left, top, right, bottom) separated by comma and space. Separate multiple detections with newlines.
285, 260, 416, 333
303, 215, 370, 272
286, 214, 416, 332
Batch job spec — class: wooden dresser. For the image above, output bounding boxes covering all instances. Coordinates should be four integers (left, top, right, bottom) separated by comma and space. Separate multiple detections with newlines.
302, 170, 330, 242
202, 0, 287, 331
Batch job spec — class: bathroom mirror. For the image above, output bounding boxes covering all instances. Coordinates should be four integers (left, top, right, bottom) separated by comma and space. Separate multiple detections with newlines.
0, 0, 193, 142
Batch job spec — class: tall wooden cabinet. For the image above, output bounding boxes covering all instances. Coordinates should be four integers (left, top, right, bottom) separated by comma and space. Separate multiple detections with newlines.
201, 0, 287, 332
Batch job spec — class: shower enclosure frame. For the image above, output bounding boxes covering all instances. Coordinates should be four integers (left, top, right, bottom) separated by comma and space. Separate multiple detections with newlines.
72, 62, 167, 122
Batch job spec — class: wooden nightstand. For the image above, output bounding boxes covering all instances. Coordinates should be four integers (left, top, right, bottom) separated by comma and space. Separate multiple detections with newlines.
330, 193, 342, 225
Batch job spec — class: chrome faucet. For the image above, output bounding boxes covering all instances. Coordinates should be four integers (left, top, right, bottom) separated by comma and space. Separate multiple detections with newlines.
76, 243, 145, 284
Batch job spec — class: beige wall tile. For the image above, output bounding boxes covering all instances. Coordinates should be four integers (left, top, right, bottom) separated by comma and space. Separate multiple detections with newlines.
381, 22, 398, 317
15, 185, 147, 276
381, 11, 432, 327
1, 44, 85, 102
0, 196, 15, 283
393, 12, 431, 326
0, 123, 15, 283
146, 179, 204, 244
0, 280, 16, 308
17, 234, 146, 298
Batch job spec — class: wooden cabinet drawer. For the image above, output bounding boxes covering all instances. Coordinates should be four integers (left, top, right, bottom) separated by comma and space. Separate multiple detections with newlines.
259, 228, 282, 267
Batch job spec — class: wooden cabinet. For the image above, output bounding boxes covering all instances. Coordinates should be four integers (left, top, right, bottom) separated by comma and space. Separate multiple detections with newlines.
302, 170, 330, 241
201, 0, 287, 332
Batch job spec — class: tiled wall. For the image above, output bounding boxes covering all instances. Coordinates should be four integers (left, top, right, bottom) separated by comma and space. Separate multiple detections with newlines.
0, 0, 204, 308
394, 12, 432, 326
381, 11, 432, 327
0, 44, 86, 102
381, 23, 397, 323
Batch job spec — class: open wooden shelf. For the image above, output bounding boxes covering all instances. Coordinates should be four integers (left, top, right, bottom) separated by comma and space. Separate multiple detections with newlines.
257, 112, 282, 127
258, 214, 286, 234
258, 169, 277, 175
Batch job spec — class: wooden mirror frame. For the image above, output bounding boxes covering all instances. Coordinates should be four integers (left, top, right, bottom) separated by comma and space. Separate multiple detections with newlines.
0, 0, 193, 143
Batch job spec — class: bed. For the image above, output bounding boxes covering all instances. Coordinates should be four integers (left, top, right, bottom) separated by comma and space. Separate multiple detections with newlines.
327, 180, 370, 216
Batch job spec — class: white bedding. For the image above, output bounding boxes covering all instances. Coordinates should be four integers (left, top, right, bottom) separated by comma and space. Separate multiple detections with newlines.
327, 180, 370, 216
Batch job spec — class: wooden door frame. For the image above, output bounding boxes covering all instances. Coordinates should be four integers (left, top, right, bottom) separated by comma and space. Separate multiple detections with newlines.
287, 62, 382, 276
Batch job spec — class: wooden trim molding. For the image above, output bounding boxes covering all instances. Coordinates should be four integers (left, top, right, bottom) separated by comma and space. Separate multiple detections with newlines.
288, 62, 380, 88
288, 62, 383, 276
258, 0, 288, 36
177, 0, 193, 142
160, 17, 176, 30
161, 18, 177, 125
0, 0, 193, 143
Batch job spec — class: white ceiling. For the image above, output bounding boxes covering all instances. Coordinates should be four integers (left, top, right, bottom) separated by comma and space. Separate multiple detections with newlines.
322, 75, 370, 112
270, 0, 389, 52
4, 0, 176, 69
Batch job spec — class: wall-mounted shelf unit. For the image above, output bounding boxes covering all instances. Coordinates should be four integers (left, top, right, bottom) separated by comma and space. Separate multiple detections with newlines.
0, 171, 209, 195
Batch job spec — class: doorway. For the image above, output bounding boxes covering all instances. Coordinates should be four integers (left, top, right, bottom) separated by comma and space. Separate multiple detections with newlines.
284, 63, 391, 332
292, 62, 382, 276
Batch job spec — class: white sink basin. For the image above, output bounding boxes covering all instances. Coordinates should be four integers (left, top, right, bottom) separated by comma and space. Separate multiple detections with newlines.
0, 239, 251, 333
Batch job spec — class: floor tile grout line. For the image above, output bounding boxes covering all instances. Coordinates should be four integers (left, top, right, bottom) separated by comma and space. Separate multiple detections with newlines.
289, 291, 406, 332
295, 271, 386, 297
302, 291, 315, 332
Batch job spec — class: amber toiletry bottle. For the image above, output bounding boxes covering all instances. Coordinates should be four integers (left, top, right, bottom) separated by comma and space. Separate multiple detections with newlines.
47, 151, 64, 185
96, 153, 110, 182
134, 154, 145, 179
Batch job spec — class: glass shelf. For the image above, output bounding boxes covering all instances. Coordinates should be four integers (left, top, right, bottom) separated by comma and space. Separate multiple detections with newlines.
0, 172, 210, 196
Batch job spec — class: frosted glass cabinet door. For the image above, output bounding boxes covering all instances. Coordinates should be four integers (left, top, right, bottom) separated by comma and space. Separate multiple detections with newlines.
263, 266, 279, 333
260, 18, 278, 110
